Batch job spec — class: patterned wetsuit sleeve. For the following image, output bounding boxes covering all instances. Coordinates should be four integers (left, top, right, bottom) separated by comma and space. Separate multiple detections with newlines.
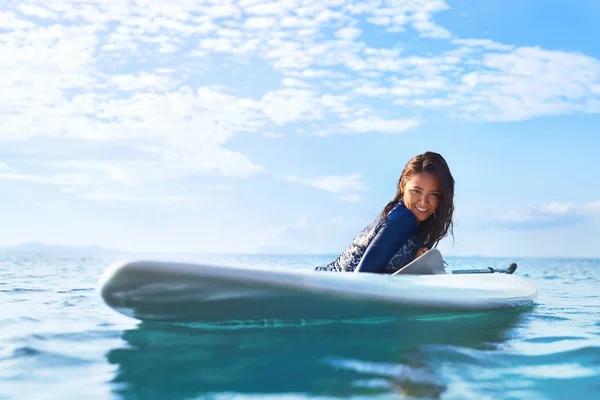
354, 206, 417, 273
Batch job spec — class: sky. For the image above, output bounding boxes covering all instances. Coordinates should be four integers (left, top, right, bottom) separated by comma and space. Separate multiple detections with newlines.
1, 0, 600, 258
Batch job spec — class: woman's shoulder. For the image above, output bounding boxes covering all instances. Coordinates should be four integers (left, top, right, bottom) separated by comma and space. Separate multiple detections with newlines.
387, 201, 417, 226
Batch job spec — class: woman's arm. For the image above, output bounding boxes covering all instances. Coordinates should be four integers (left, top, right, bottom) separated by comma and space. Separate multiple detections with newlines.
415, 247, 429, 258
354, 207, 417, 273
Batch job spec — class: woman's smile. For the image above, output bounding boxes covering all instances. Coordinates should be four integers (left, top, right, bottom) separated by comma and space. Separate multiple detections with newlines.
402, 172, 441, 223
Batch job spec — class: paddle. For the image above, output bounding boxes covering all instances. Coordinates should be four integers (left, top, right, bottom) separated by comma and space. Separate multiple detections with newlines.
449, 263, 517, 275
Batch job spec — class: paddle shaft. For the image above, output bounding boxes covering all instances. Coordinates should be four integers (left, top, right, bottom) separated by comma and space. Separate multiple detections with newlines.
450, 263, 517, 275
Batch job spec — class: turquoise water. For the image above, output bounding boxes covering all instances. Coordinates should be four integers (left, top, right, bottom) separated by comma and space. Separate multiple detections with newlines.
1, 253, 599, 400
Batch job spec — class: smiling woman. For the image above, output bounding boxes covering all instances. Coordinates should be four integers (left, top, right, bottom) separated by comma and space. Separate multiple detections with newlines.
315, 152, 455, 274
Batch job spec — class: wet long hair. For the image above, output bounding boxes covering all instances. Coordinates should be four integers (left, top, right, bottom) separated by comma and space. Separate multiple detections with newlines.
380, 151, 455, 249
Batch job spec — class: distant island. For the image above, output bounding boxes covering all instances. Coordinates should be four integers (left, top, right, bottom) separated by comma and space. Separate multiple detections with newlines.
0, 242, 124, 253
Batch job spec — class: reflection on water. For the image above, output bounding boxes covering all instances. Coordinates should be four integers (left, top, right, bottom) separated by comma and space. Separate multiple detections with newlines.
106, 309, 527, 399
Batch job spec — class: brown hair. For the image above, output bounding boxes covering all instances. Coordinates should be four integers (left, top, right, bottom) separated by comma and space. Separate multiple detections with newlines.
380, 151, 455, 248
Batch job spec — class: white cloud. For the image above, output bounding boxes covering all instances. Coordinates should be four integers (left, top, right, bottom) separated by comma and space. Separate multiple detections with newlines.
0, 162, 14, 172
452, 38, 514, 51
18, 4, 58, 19
202, 4, 241, 19
541, 201, 600, 217
411, 12, 451, 38
335, 26, 362, 41
198, 37, 236, 53
245, 17, 276, 29
342, 117, 419, 133
80, 190, 204, 203
262, 132, 284, 138
583, 202, 600, 215
2, 60, 267, 179
242, 2, 290, 16
0, 172, 92, 186
450, 47, 600, 121
281, 77, 312, 87
286, 174, 366, 199
457, 201, 600, 231
107, 73, 177, 92
346, 0, 451, 38
2, 0, 600, 202
412, 98, 457, 107
260, 89, 323, 125
78, 191, 151, 202
339, 194, 366, 203
353, 85, 390, 97
133, 144, 265, 179
538, 202, 576, 215
294, 69, 343, 79
210, 184, 234, 191
44, 161, 129, 182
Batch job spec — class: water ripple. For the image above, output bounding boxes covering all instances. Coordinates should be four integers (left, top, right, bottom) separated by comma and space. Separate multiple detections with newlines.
1, 253, 600, 400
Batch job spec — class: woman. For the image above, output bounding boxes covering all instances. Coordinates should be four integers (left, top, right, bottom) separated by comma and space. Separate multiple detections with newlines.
315, 151, 455, 274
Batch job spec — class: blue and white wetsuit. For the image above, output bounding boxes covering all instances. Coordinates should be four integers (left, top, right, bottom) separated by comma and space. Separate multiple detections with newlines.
315, 201, 418, 274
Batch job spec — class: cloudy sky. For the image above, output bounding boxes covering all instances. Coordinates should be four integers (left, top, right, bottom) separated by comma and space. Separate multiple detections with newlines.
1, 0, 599, 257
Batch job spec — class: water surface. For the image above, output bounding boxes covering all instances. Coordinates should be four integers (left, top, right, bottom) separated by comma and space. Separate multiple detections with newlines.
1, 253, 599, 399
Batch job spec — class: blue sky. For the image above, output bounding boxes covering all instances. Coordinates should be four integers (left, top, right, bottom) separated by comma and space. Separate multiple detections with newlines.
1, 0, 599, 258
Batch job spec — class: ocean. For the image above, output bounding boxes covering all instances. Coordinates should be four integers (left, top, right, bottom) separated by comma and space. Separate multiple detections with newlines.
1, 252, 599, 400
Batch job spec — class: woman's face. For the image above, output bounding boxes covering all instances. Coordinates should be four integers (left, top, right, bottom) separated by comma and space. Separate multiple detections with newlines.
402, 172, 441, 224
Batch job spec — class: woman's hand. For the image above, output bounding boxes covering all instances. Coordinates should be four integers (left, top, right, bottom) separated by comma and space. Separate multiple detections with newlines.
415, 247, 429, 258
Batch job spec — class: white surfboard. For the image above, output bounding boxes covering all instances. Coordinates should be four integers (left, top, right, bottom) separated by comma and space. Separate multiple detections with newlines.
99, 256, 538, 323
392, 248, 448, 275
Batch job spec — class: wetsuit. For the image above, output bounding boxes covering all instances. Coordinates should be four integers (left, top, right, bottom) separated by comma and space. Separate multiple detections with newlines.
315, 201, 419, 274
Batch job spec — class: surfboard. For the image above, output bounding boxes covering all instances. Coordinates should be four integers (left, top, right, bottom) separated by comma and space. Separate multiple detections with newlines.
99, 255, 538, 323
392, 248, 447, 275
